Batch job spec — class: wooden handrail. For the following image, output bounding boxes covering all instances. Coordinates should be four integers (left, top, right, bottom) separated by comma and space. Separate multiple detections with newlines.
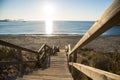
38, 44, 52, 53
0, 40, 38, 54
38, 44, 46, 53
69, 0, 120, 55
0, 61, 37, 65
0, 61, 18, 65
0, 39, 53, 77
67, 0, 120, 80
69, 62, 120, 80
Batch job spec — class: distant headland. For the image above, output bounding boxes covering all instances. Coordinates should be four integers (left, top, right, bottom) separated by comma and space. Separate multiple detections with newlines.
0, 19, 10, 22
0, 19, 26, 22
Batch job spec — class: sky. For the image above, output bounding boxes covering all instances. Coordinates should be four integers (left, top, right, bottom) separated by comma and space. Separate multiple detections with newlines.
0, 0, 114, 21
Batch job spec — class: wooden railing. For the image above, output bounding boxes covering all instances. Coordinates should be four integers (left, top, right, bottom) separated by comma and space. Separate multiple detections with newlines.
69, 62, 120, 80
0, 40, 53, 77
67, 0, 120, 80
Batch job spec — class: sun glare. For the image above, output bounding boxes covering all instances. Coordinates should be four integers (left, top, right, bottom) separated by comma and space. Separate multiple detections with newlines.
46, 19, 53, 34
43, 4, 54, 34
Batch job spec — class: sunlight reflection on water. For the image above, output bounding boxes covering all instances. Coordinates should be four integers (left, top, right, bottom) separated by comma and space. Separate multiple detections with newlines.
45, 19, 53, 34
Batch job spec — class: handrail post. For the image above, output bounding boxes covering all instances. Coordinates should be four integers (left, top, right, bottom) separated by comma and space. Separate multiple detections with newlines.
0, 41, 54, 78
67, 44, 73, 73
67, 44, 78, 80
48, 48, 51, 67
44, 46, 50, 68
36, 52, 40, 68
17, 49, 24, 77
67, 44, 71, 62
40, 45, 47, 69
44, 46, 47, 69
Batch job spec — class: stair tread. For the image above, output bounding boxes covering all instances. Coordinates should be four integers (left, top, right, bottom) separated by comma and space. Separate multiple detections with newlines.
17, 50, 73, 80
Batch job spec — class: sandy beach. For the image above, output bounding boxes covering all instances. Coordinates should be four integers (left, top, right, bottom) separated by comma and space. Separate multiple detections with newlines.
0, 35, 119, 52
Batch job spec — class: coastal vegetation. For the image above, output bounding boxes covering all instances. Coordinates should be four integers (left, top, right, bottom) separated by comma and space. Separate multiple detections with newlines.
0, 46, 119, 80
73, 48, 120, 80
0, 46, 37, 80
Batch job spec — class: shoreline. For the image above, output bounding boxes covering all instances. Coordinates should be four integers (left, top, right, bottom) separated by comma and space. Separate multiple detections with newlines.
0, 34, 81, 37
0, 34, 120, 37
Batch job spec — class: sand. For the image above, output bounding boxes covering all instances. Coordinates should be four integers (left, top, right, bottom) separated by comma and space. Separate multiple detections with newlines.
0, 35, 120, 52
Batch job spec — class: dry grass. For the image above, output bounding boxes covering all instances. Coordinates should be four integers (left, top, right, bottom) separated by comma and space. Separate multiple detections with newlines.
73, 48, 120, 80
0, 47, 38, 79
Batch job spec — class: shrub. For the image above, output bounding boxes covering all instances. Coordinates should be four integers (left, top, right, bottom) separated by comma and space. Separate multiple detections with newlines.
0, 46, 18, 61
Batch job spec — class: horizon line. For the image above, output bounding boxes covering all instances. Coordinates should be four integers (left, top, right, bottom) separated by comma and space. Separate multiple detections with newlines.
0, 19, 96, 22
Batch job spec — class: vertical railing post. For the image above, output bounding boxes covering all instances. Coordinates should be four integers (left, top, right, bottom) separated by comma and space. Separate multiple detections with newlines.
40, 50, 44, 69
36, 52, 40, 68
17, 49, 24, 77
44, 46, 50, 68
68, 44, 71, 53
67, 44, 71, 62
43, 47, 47, 69
67, 44, 73, 73
67, 44, 78, 80
44, 46, 47, 69
48, 48, 51, 67
69, 53, 75, 79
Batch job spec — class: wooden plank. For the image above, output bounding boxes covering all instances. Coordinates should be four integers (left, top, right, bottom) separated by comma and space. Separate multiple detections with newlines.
0, 61, 18, 65
23, 61, 37, 63
69, 0, 120, 55
0, 40, 38, 54
40, 52, 45, 59
17, 49, 24, 77
38, 44, 52, 53
69, 62, 120, 80
17, 50, 73, 80
37, 44, 46, 53
0, 61, 37, 65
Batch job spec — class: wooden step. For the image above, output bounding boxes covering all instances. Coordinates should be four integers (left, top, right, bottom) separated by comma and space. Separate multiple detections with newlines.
17, 50, 73, 80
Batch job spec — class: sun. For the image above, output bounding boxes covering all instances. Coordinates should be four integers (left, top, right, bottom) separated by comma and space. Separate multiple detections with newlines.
43, 4, 54, 34
43, 5, 54, 17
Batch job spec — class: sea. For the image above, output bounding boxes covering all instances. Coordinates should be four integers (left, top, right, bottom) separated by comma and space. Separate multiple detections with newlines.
0, 21, 120, 36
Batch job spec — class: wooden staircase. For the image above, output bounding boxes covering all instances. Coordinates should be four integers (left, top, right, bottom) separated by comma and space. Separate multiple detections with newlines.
17, 50, 73, 80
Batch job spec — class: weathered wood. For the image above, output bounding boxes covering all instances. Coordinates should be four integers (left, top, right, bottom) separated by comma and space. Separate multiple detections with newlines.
68, 44, 71, 53
24, 61, 37, 63
69, 62, 120, 80
0, 61, 18, 65
38, 44, 51, 53
0, 40, 38, 54
45, 45, 52, 49
37, 44, 46, 53
37, 44, 52, 68
17, 50, 73, 80
69, 0, 120, 55
17, 49, 24, 77
0, 39, 53, 78
0, 61, 37, 65
36, 53, 40, 67
44, 47, 50, 67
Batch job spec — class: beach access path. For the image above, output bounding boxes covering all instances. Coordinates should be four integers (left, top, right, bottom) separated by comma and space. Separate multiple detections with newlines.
17, 49, 73, 80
